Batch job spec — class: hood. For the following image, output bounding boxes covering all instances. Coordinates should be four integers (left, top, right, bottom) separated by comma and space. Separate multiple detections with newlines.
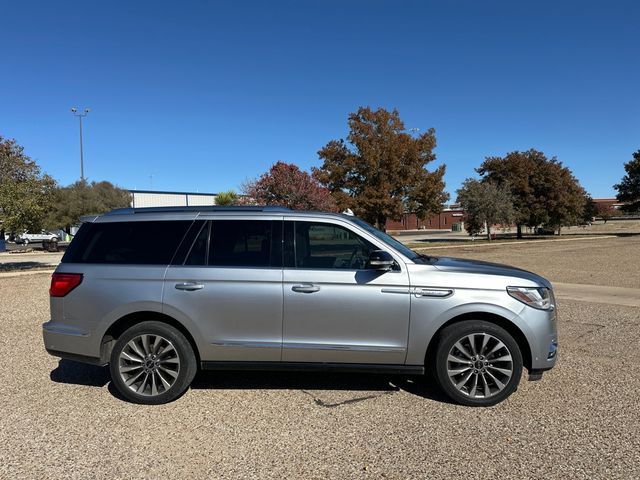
427, 256, 552, 289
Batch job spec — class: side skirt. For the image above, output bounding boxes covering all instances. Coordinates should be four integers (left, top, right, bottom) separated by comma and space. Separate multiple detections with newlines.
200, 361, 425, 375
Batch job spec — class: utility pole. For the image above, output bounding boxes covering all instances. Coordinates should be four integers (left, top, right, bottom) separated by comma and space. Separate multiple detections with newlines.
71, 107, 90, 181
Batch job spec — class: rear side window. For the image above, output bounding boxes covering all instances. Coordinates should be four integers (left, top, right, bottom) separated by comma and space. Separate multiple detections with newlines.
62, 221, 191, 265
208, 220, 281, 268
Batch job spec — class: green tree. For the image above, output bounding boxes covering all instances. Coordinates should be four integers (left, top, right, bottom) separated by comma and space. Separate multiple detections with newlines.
46, 180, 130, 232
215, 190, 239, 206
242, 161, 337, 211
542, 161, 588, 234
313, 107, 448, 230
0, 136, 56, 238
456, 179, 515, 241
477, 149, 586, 237
614, 150, 640, 213
582, 194, 598, 224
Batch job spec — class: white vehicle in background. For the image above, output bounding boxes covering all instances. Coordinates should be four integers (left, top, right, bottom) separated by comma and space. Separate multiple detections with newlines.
15, 230, 60, 245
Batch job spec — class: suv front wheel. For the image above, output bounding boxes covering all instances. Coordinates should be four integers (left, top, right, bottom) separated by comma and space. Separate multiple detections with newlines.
109, 321, 197, 404
433, 320, 523, 407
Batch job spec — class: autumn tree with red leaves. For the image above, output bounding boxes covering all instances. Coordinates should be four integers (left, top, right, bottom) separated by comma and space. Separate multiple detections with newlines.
596, 202, 616, 223
242, 161, 337, 211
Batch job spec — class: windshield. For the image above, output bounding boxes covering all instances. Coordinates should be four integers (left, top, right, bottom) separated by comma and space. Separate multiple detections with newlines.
351, 218, 422, 261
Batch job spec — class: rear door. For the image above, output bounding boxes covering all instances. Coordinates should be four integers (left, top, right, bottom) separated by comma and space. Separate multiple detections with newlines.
163, 218, 284, 362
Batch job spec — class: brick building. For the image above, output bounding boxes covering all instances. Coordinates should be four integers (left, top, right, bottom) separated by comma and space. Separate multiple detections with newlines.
385, 204, 466, 231
592, 198, 625, 211
384, 197, 628, 232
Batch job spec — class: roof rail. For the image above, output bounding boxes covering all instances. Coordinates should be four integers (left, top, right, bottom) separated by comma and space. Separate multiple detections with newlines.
104, 206, 292, 215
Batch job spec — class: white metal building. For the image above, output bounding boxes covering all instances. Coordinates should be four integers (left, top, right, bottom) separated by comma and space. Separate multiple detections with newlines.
129, 190, 218, 208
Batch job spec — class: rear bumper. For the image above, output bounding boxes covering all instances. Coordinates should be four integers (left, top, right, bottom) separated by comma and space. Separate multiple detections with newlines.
43, 321, 106, 365
45, 348, 106, 365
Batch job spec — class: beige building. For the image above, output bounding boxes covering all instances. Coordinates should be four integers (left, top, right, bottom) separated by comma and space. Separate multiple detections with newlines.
129, 190, 218, 208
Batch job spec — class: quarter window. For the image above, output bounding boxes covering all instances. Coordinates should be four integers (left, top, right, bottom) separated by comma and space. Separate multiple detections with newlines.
62, 221, 191, 265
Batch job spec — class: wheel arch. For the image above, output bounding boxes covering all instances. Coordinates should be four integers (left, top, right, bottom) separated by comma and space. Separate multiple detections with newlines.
425, 311, 532, 372
102, 311, 201, 365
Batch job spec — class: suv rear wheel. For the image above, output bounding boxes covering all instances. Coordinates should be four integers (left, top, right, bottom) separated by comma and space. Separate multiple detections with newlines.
109, 321, 197, 404
433, 320, 523, 407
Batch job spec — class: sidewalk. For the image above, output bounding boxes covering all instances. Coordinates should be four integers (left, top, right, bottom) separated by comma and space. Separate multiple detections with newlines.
554, 282, 640, 308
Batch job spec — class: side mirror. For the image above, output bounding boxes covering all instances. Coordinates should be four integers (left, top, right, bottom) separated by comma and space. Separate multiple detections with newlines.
368, 250, 395, 271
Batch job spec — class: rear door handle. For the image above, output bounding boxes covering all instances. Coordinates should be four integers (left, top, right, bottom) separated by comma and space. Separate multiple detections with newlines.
291, 284, 320, 293
175, 282, 204, 291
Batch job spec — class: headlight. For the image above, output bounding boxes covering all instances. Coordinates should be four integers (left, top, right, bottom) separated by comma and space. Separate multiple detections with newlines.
507, 286, 554, 310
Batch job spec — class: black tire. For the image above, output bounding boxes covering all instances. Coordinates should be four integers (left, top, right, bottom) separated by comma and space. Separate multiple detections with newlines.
432, 320, 523, 407
109, 321, 197, 405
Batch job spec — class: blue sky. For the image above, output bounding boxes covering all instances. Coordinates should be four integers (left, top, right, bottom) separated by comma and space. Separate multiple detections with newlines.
1, 1, 638, 199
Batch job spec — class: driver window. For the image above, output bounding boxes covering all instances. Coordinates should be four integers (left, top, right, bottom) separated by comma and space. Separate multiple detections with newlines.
295, 222, 375, 270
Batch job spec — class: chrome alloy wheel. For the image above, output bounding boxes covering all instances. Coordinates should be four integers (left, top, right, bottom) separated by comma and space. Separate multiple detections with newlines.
118, 334, 181, 396
446, 333, 514, 399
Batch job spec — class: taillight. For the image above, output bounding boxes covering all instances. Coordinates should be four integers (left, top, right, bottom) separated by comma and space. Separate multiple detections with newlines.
50, 273, 83, 297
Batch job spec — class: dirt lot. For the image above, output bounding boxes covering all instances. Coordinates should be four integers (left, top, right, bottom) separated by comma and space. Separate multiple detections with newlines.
1, 237, 639, 479
419, 235, 640, 289
572, 219, 640, 234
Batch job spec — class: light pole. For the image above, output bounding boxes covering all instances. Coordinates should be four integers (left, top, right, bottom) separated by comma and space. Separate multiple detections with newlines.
71, 107, 90, 181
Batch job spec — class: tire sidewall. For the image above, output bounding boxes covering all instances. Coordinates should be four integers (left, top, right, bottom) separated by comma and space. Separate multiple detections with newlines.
109, 321, 197, 405
435, 320, 523, 407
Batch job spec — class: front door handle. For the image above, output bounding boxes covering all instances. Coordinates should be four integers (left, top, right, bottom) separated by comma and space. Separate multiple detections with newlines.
291, 284, 320, 293
175, 282, 204, 291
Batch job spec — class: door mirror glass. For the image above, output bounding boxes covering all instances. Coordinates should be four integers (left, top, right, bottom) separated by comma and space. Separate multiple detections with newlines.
367, 250, 394, 271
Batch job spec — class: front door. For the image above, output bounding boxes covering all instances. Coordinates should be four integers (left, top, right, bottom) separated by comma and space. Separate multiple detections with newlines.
163, 219, 283, 362
282, 219, 410, 364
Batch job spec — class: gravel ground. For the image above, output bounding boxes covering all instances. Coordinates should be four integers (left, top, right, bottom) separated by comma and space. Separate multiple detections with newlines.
1, 272, 639, 479
419, 235, 640, 289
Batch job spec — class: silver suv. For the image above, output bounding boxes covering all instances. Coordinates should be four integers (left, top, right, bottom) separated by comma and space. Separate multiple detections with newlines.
43, 206, 558, 406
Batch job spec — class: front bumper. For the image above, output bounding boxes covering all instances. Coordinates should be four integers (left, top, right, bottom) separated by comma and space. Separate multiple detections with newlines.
518, 304, 558, 372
